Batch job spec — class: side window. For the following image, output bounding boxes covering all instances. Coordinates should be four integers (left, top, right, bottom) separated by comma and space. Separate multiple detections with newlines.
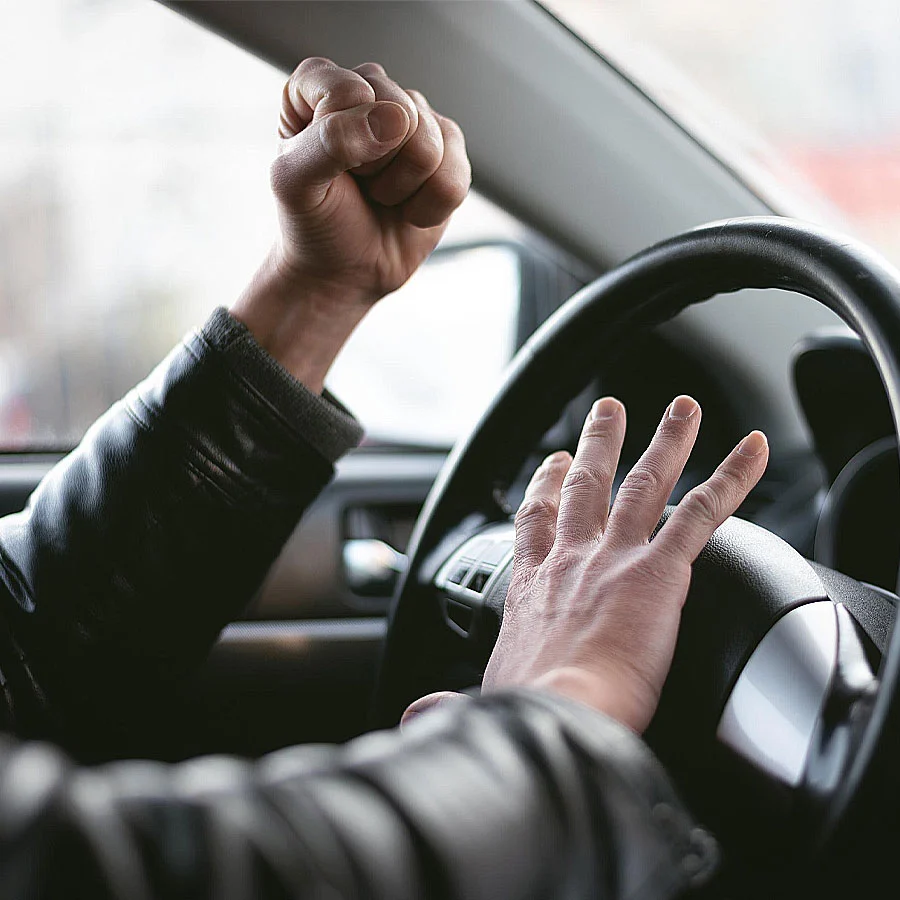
329, 202, 525, 447
0, 0, 524, 451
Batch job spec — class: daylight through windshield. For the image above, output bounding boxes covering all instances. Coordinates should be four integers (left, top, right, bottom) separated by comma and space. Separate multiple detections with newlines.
548, 0, 900, 262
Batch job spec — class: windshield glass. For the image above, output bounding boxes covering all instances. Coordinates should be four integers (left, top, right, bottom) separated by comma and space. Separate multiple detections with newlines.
546, 0, 900, 263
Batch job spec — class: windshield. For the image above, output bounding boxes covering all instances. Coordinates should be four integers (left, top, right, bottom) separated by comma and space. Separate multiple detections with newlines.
546, 0, 900, 263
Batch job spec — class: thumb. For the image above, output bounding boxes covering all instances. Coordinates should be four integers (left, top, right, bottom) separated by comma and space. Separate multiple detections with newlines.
400, 691, 473, 731
273, 100, 410, 203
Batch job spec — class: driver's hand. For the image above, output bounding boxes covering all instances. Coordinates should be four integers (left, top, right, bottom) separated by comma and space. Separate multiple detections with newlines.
404, 396, 769, 732
483, 395, 768, 732
270, 58, 471, 305
231, 58, 471, 393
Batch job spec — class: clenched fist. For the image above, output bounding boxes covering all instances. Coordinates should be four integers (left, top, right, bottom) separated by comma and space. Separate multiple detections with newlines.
232, 58, 472, 393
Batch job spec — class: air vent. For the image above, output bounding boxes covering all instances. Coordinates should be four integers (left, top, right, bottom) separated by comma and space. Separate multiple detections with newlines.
448, 564, 471, 586
468, 568, 492, 593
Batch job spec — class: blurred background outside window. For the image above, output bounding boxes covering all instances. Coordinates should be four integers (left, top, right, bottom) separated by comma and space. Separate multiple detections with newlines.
0, 0, 522, 450
6, 0, 900, 449
549, 0, 900, 257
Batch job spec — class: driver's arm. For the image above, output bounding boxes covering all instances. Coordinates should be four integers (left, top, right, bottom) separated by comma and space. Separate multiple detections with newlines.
0, 59, 465, 748
0, 60, 772, 898
0, 393, 766, 899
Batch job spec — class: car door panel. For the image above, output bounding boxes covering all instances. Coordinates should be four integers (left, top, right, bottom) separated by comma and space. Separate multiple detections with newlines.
0, 450, 445, 754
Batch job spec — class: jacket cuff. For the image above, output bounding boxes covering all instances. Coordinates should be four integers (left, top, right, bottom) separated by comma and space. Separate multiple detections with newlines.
201, 307, 364, 464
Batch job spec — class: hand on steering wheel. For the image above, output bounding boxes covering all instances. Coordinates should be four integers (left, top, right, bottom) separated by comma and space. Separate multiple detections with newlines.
484, 394, 768, 732
405, 395, 768, 732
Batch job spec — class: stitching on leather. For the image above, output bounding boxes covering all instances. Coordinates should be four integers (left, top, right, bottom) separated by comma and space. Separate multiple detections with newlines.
129, 392, 160, 426
189, 333, 332, 482
123, 402, 153, 434
182, 458, 238, 505
129, 334, 328, 500
123, 388, 254, 502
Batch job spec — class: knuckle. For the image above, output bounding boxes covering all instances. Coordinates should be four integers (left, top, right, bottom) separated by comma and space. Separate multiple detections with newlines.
515, 496, 559, 528
355, 61, 386, 76
294, 57, 337, 91
403, 128, 444, 176
581, 418, 614, 440
439, 114, 464, 139
622, 464, 664, 498
543, 546, 580, 578
683, 483, 722, 523
297, 56, 333, 75
317, 114, 352, 165
427, 169, 469, 208
721, 457, 756, 493
297, 56, 337, 72
630, 551, 672, 585
563, 465, 605, 493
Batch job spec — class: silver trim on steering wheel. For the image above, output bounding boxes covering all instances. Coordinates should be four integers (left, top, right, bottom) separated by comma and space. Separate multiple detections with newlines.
716, 601, 838, 786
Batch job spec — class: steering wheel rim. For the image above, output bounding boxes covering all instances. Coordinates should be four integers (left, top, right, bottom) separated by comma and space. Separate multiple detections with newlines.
373, 216, 900, 862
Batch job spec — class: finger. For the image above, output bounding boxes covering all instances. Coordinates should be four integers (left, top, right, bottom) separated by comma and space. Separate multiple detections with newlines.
289, 57, 377, 125
351, 63, 420, 176
652, 431, 769, 563
399, 112, 472, 228
400, 691, 473, 730
606, 395, 702, 546
271, 101, 410, 208
365, 90, 445, 207
278, 76, 312, 139
555, 397, 627, 544
513, 451, 572, 573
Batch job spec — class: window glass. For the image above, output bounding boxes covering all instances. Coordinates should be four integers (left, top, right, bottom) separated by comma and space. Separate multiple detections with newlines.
0, 0, 522, 450
547, 0, 900, 261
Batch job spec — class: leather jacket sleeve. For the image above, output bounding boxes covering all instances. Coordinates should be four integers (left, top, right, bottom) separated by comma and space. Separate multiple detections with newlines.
0, 309, 717, 898
0, 690, 716, 900
0, 308, 362, 747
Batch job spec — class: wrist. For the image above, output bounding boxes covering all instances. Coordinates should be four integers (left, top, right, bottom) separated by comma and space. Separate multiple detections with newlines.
532, 666, 650, 734
230, 246, 371, 393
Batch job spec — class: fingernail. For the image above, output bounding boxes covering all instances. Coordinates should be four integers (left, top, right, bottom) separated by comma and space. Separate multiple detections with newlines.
736, 430, 767, 456
590, 397, 621, 420
367, 102, 408, 142
668, 395, 699, 420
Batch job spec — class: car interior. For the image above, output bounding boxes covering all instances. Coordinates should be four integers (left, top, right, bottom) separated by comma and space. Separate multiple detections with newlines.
2, 1, 899, 896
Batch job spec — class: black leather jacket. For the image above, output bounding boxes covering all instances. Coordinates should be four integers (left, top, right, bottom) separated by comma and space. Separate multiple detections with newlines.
0, 310, 716, 899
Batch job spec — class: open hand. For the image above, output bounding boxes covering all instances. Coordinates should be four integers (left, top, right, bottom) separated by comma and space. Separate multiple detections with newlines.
405, 396, 769, 732
482, 395, 768, 732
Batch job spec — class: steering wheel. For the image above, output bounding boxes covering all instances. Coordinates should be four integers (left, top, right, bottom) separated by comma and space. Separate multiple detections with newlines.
372, 217, 900, 891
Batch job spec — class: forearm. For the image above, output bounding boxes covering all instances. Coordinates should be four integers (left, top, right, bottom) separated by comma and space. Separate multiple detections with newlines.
0, 309, 362, 742
0, 690, 715, 899
230, 245, 373, 394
